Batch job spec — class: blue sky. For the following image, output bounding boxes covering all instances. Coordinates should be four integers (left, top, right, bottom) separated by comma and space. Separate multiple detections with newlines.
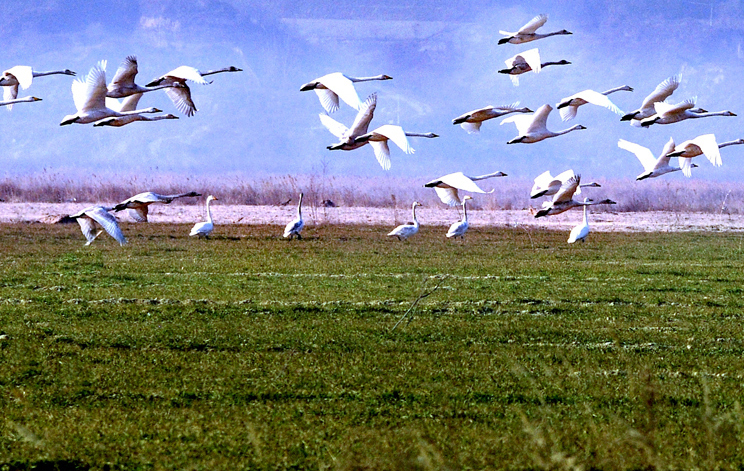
1, 1, 742, 183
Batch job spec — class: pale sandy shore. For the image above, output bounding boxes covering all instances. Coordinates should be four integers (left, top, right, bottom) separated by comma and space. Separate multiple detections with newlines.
3, 202, 744, 233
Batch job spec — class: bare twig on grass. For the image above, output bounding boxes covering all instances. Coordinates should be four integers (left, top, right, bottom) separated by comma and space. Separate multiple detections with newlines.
391, 275, 448, 332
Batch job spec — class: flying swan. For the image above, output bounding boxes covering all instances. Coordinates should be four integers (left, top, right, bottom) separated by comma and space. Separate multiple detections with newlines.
352, 125, 438, 171
501, 104, 585, 144
621, 75, 680, 126
617, 137, 694, 179
300, 72, 392, 113
534, 175, 616, 218
498, 14, 572, 45
145, 65, 242, 117
530, 169, 600, 199
69, 205, 127, 246
452, 102, 533, 134
113, 191, 201, 222
556, 85, 633, 122
0, 65, 75, 110
424, 171, 507, 206
499, 48, 570, 86
95, 92, 179, 127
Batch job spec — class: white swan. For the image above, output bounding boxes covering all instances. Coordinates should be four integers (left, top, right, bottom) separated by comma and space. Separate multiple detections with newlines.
501, 104, 586, 144
499, 48, 570, 86
283, 193, 304, 239
388, 201, 422, 240
145, 66, 242, 117
640, 98, 736, 127
300, 72, 392, 113
60, 61, 162, 126
113, 191, 201, 222
498, 14, 572, 45
617, 137, 694, 180
69, 205, 126, 246
352, 125, 438, 171
446, 196, 473, 239
0, 96, 41, 107
567, 199, 591, 244
621, 75, 680, 125
94, 92, 179, 127
666, 135, 744, 176
534, 175, 616, 218
322, 93, 377, 151
557, 85, 633, 122
106, 56, 181, 98
530, 169, 600, 199
0, 65, 75, 110
452, 102, 533, 134
190, 195, 218, 238
424, 171, 507, 206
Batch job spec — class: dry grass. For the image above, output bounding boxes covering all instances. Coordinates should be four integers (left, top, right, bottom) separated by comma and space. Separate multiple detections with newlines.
2, 169, 743, 214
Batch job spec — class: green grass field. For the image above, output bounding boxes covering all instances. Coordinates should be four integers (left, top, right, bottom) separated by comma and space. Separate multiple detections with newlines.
2, 222, 744, 470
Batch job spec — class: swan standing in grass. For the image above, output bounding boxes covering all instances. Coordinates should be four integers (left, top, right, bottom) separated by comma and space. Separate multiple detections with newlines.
322, 93, 376, 151
452, 103, 532, 134
0, 65, 75, 110
388, 202, 422, 240
556, 86, 633, 122
283, 193, 305, 240
352, 125, 438, 171
498, 14, 572, 45
530, 169, 600, 199
617, 137, 696, 179
60, 61, 162, 126
567, 199, 591, 244
666, 135, 744, 177
621, 75, 680, 126
446, 196, 473, 239
94, 92, 179, 127
640, 98, 736, 127
300, 72, 392, 113
190, 195, 218, 238
145, 66, 242, 117
498, 48, 570, 86
0, 96, 41, 107
424, 171, 507, 206
69, 206, 126, 246
106, 56, 180, 98
501, 104, 586, 144
534, 175, 616, 218
113, 191, 201, 222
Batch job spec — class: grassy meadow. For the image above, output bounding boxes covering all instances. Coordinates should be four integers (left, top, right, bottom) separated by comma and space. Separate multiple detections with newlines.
2, 221, 744, 470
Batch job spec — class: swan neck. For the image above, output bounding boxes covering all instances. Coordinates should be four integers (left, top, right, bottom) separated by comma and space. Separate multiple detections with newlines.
472, 171, 503, 180
205, 199, 213, 223
412, 203, 418, 224
603, 86, 630, 95
463, 201, 468, 222
32, 70, 64, 77
557, 125, 582, 136
297, 194, 303, 217
350, 75, 386, 82
719, 140, 744, 148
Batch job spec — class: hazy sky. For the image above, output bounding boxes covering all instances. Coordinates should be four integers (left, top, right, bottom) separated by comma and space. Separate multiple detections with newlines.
1, 1, 742, 184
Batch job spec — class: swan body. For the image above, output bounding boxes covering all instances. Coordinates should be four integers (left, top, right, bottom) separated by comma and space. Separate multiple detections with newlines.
95, 92, 178, 127
0, 65, 75, 110
446, 196, 472, 239
640, 98, 736, 127
618, 137, 692, 180
60, 61, 162, 125
190, 195, 218, 237
352, 125, 438, 171
498, 48, 570, 86
114, 191, 201, 222
534, 175, 616, 218
388, 201, 422, 240
323, 93, 377, 151
498, 14, 572, 45
567, 199, 590, 243
668, 136, 744, 177
300, 72, 392, 113
530, 169, 600, 199
425, 171, 506, 206
452, 102, 532, 134
283, 193, 304, 239
621, 75, 680, 125
557, 85, 633, 122
501, 104, 586, 144
145, 66, 242, 117
69, 205, 126, 246
0, 96, 41, 107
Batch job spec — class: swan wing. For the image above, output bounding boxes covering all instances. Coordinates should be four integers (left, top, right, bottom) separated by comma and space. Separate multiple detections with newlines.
75, 217, 100, 244
318, 73, 362, 111
3, 84, 18, 104
508, 48, 541, 74
127, 206, 149, 223
165, 84, 196, 116
283, 218, 304, 237
531, 170, 555, 196
679, 157, 693, 177
370, 141, 392, 171
105, 97, 123, 112
553, 175, 580, 203
691, 134, 721, 166
439, 172, 490, 193
618, 139, 656, 171
164, 66, 208, 84
75, 61, 107, 112
517, 14, 548, 34
86, 207, 126, 245
567, 223, 590, 243
318, 113, 348, 139
641, 75, 681, 109
572, 89, 623, 115
655, 137, 676, 168
500, 113, 533, 135
524, 104, 552, 134
347, 93, 377, 136
558, 105, 578, 122
654, 98, 695, 117
118, 92, 143, 112
314, 88, 340, 113
434, 187, 461, 206
6, 66, 33, 90
372, 125, 414, 154
110, 56, 138, 87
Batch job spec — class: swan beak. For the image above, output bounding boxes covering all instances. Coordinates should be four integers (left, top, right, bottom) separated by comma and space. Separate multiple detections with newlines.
153, 108, 163, 113
731, 112, 738, 116
31, 97, 42, 102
